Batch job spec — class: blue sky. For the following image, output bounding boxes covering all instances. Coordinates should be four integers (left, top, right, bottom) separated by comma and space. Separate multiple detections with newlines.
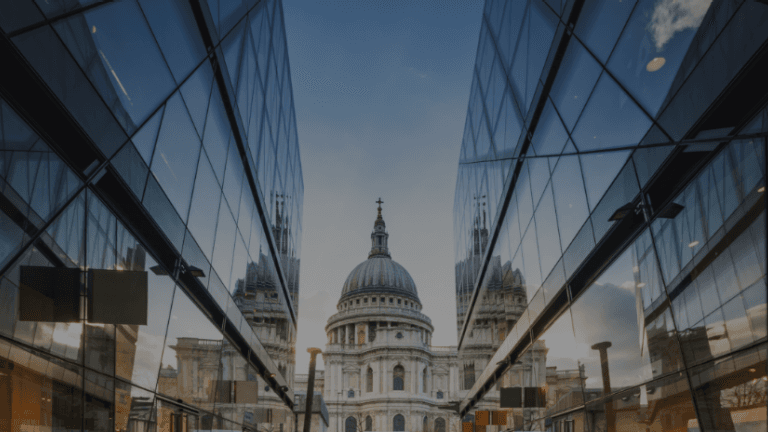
284, 0, 484, 373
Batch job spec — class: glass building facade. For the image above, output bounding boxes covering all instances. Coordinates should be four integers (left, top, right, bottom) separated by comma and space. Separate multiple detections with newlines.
0, 0, 303, 431
453, 0, 767, 431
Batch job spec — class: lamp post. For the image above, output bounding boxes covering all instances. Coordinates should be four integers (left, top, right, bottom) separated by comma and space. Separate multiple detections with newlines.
304, 348, 323, 432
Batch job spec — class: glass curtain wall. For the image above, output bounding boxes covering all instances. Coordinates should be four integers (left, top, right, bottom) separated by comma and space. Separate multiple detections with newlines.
0, 0, 303, 431
454, 0, 767, 431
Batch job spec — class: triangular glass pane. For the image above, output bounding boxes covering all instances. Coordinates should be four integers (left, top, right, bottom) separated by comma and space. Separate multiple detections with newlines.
571, 73, 652, 152
180, 62, 214, 139
131, 105, 165, 164
222, 20, 246, 89
2, 102, 38, 151
579, 150, 632, 211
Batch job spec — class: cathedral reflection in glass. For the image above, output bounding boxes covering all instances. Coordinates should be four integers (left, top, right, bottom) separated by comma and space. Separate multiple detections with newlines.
0, 0, 302, 431
454, 1, 767, 431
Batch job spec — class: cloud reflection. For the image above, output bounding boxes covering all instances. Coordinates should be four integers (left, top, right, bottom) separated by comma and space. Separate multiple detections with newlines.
649, 0, 713, 51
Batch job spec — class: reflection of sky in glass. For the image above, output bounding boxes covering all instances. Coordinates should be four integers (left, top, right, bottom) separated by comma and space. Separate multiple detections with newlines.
608, 0, 714, 116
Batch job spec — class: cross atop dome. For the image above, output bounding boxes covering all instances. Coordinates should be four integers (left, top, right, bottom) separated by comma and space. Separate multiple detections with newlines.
370, 197, 389, 258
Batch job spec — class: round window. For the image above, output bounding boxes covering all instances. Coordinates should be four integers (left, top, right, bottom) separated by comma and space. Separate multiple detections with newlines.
396, 332, 403, 339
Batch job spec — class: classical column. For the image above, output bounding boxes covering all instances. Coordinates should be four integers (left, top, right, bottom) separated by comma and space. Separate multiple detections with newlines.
360, 363, 366, 395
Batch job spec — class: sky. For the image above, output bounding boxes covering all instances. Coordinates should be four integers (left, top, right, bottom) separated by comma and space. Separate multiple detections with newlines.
283, 0, 485, 374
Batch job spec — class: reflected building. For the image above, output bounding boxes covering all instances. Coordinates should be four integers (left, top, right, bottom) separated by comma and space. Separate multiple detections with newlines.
0, 0, 303, 431
453, 1, 767, 432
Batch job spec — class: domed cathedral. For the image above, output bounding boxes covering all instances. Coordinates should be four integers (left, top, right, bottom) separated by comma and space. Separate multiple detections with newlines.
454, 196, 528, 419
322, 200, 462, 432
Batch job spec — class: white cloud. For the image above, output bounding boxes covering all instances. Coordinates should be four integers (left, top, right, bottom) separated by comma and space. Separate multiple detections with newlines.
648, 0, 713, 51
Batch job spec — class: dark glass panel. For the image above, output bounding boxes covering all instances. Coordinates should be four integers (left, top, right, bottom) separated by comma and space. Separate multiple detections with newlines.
531, 101, 569, 156
54, 0, 176, 132
521, 222, 542, 301
590, 160, 639, 241
549, 40, 602, 132
574, 0, 637, 63
211, 199, 237, 288
222, 138, 245, 218
551, 155, 590, 250
138, 0, 207, 82
571, 73, 652, 152
202, 85, 232, 184
112, 142, 149, 199
607, 0, 714, 117
130, 105, 164, 165
534, 184, 561, 279
524, 1, 558, 111
149, 93, 201, 219
85, 192, 117, 376
142, 176, 185, 252
0, 0, 44, 33
180, 62, 215, 140
187, 150, 223, 259
12, 26, 128, 159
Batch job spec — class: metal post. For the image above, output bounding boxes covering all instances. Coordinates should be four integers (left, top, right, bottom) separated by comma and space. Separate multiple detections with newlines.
304, 348, 323, 432
591, 342, 614, 432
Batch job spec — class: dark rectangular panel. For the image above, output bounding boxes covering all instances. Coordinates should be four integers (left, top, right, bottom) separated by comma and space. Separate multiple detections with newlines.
19, 266, 80, 322
88, 269, 148, 325
234, 380, 258, 404
500, 387, 522, 408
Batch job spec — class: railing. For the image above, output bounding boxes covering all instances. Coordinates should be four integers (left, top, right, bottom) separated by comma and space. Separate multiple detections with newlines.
327, 306, 432, 324
429, 346, 456, 352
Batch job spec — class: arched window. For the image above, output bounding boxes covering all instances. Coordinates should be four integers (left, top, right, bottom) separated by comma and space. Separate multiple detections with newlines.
348, 389, 355, 398
463, 363, 475, 390
393, 365, 404, 391
346, 417, 357, 432
435, 418, 446, 432
422, 367, 428, 393
366, 367, 373, 392
423, 416, 428, 432
393, 414, 405, 432
366, 416, 372, 431
436, 391, 444, 399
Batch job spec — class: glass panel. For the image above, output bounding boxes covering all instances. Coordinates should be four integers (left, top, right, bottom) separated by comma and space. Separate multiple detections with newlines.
534, 184, 561, 280
0, 339, 84, 432
522, 223, 542, 300
112, 142, 149, 199
590, 160, 639, 241
584, 372, 698, 432
211, 200, 237, 289
54, 0, 175, 132
574, 0, 637, 63
85, 192, 117, 376
549, 40, 603, 132
150, 93, 201, 219
203, 86, 232, 184
551, 156, 590, 250
571, 232, 684, 397
571, 73, 652, 152
187, 150, 223, 259
527, 309, 584, 418
532, 101, 569, 157
142, 176, 185, 252
180, 62, 215, 140
115, 245, 176, 391
115, 380, 156, 432
130, 105, 164, 165
84, 369, 115, 432
138, 0, 207, 82
688, 344, 767, 432
158, 288, 224, 412
607, 0, 714, 117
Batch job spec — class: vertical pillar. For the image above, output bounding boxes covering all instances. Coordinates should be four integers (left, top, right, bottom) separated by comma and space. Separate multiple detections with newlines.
365, 322, 369, 344
360, 363, 366, 395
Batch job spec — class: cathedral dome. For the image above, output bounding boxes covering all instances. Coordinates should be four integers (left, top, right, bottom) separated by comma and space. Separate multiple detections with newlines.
341, 256, 418, 301
339, 199, 419, 303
